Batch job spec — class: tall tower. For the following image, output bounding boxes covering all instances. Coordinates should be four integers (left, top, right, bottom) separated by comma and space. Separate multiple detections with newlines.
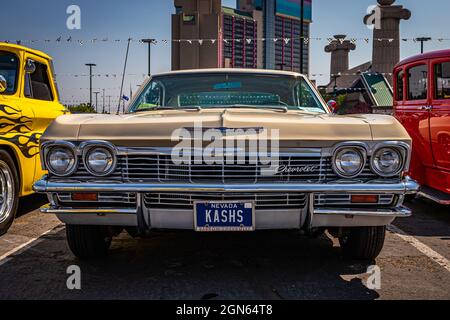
364, 0, 411, 82
325, 35, 356, 82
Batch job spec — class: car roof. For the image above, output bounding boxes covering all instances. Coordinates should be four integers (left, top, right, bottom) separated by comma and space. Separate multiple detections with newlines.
395, 49, 450, 68
153, 68, 306, 78
0, 42, 52, 60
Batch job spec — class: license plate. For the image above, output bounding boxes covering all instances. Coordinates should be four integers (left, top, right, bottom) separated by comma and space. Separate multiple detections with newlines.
194, 201, 255, 232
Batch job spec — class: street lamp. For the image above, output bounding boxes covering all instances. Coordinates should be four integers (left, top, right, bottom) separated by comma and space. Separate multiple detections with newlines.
415, 37, 432, 54
85, 63, 96, 107
141, 38, 156, 76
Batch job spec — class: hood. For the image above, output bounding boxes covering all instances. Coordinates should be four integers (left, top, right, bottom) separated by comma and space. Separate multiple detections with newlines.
42, 109, 411, 148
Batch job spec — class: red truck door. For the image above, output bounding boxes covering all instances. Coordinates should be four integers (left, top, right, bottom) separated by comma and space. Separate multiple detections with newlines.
429, 58, 450, 192
394, 62, 433, 185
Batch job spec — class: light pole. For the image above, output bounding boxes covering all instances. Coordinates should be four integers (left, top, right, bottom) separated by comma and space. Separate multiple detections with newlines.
102, 89, 105, 113
85, 63, 96, 106
141, 38, 156, 76
299, 0, 305, 74
415, 37, 432, 54
93, 91, 100, 113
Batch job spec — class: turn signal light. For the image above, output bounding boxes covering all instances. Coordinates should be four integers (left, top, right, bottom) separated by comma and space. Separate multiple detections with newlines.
71, 193, 98, 201
351, 195, 378, 203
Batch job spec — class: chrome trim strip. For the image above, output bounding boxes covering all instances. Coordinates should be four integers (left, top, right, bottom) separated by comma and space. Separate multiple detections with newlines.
34, 176, 420, 194
40, 205, 137, 214
313, 205, 412, 217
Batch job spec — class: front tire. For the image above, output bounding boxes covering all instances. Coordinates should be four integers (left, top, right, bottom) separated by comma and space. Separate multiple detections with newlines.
66, 225, 112, 259
0, 150, 19, 237
339, 226, 386, 260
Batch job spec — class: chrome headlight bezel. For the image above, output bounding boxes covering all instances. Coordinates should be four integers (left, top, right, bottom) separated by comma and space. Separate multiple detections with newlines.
332, 146, 367, 178
371, 146, 405, 178
82, 143, 117, 177
43, 142, 78, 177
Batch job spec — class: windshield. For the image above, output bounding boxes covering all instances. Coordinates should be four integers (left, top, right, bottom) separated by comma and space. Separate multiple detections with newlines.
129, 73, 327, 113
0, 51, 19, 95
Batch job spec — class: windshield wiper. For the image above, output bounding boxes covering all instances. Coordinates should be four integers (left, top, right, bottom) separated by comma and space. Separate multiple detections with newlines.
223, 104, 289, 113
133, 106, 202, 113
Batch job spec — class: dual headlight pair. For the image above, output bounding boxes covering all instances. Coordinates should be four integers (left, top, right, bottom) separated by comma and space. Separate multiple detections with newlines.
44, 142, 116, 177
333, 145, 406, 178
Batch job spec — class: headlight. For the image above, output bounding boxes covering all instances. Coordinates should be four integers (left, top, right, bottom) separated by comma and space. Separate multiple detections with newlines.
371, 147, 403, 177
46, 146, 76, 176
84, 146, 116, 176
333, 147, 365, 178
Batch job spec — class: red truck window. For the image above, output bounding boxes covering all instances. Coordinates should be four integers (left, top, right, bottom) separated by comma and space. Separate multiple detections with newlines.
407, 64, 428, 100
434, 62, 450, 100
396, 70, 404, 101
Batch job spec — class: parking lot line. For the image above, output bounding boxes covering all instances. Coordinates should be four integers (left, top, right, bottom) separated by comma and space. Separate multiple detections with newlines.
388, 224, 450, 273
0, 225, 63, 267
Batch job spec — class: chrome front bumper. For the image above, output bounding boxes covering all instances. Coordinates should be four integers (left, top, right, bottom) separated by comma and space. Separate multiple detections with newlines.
34, 176, 419, 229
34, 176, 419, 194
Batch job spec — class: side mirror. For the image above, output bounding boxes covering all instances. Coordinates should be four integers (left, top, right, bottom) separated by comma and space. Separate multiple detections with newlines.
327, 100, 338, 113
25, 59, 36, 74
0, 75, 7, 93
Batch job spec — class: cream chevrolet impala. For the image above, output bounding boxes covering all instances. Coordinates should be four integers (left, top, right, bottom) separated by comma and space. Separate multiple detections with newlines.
34, 69, 419, 259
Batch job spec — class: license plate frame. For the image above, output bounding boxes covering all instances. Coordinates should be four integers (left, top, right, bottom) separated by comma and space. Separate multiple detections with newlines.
194, 200, 255, 232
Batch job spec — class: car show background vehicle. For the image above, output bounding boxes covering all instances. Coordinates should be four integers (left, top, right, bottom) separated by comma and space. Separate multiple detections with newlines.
34, 69, 419, 260
394, 49, 450, 205
0, 43, 67, 235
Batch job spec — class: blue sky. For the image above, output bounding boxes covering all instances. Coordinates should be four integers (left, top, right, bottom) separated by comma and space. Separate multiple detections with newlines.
1, 0, 450, 106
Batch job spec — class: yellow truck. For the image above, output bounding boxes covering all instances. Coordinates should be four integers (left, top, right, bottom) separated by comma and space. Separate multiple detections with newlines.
0, 43, 67, 235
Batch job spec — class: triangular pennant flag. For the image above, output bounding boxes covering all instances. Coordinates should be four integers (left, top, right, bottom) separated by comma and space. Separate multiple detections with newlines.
246, 38, 252, 44
198, 39, 203, 45
304, 38, 309, 44
364, 38, 369, 43
56, 36, 61, 42
350, 38, 357, 44
211, 39, 216, 44
283, 38, 290, 44
327, 38, 333, 44
273, 38, 279, 43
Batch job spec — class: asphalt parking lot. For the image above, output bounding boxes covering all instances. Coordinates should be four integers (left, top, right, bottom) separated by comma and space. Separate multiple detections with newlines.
0, 195, 449, 300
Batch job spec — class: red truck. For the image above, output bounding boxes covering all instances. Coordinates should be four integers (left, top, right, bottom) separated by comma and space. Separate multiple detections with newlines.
394, 49, 450, 205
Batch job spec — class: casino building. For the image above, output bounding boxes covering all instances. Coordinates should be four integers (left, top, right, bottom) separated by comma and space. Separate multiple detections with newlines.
172, 0, 312, 75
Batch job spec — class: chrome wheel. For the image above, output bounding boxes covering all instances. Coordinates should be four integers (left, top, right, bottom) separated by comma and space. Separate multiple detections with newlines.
0, 160, 14, 224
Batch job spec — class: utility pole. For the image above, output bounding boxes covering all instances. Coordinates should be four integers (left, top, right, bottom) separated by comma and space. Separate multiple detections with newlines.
415, 37, 432, 54
141, 38, 156, 76
102, 89, 105, 113
299, 0, 305, 74
93, 91, 100, 113
85, 63, 96, 106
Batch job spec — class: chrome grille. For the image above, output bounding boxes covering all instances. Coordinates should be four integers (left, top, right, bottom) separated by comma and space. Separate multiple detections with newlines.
144, 193, 307, 210
62, 151, 380, 182
124, 154, 329, 183
314, 194, 395, 206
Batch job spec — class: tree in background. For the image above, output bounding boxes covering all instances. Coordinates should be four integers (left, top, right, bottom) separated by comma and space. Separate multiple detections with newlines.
66, 103, 96, 114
